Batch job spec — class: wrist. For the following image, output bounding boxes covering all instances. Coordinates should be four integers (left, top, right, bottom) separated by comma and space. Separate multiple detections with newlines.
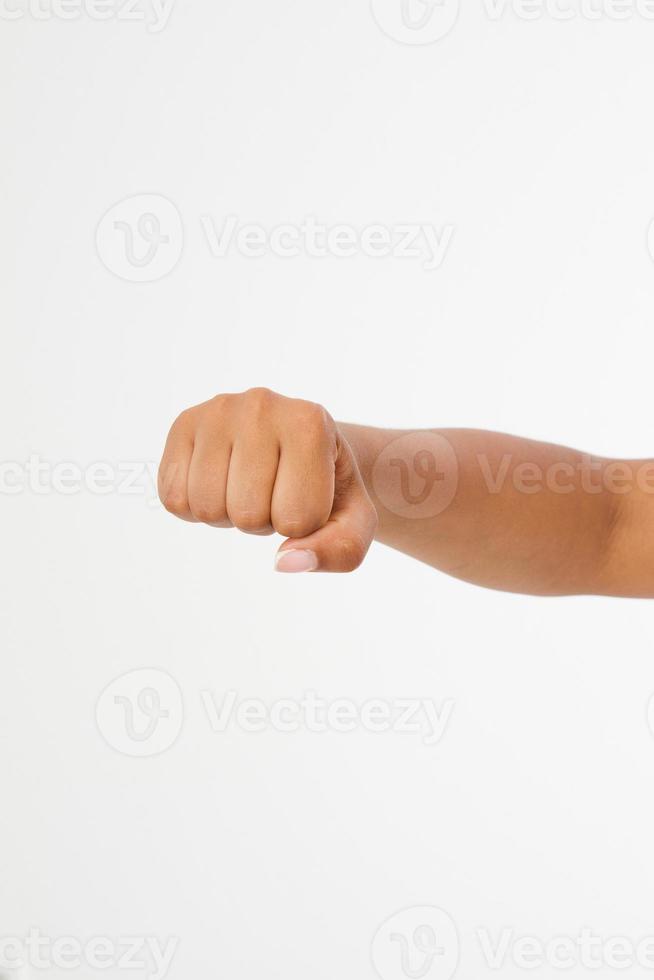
337, 422, 377, 493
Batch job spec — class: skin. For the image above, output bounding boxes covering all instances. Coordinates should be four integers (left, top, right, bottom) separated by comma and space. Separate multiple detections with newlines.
158, 387, 653, 597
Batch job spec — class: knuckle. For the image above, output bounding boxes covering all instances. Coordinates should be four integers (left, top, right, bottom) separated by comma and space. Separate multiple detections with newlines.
190, 505, 218, 524
195, 395, 232, 435
186, 395, 233, 436
274, 512, 322, 538
160, 489, 188, 516
172, 406, 197, 431
294, 400, 332, 436
207, 392, 232, 415
210, 392, 230, 407
335, 534, 367, 572
243, 387, 275, 412
230, 509, 271, 534
188, 491, 225, 525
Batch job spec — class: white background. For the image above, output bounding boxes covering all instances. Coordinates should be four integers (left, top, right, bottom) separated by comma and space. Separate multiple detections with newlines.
3, 1, 654, 978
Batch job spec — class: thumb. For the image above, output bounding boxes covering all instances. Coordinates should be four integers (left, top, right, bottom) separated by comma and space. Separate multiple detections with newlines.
275, 439, 378, 573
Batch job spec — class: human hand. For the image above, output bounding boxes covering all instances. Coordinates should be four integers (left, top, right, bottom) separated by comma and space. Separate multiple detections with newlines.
158, 388, 378, 573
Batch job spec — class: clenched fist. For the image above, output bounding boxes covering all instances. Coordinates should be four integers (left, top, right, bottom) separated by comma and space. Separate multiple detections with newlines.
158, 388, 378, 572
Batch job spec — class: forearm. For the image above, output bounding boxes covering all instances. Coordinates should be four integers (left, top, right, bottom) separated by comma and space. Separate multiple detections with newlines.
159, 389, 653, 594
341, 423, 647, 597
